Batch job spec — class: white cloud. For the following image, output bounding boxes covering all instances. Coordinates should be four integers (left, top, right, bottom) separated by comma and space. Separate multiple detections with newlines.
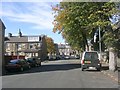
1, 2, 55, 30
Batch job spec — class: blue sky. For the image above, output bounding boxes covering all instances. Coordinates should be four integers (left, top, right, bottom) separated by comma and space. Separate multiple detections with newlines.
1, 1, 65, 44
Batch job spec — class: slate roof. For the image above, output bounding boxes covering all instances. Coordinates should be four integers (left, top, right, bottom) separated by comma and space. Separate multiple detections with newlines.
5, 36, 28, 43
0, 19, 6, 29
5, 35, 42, 43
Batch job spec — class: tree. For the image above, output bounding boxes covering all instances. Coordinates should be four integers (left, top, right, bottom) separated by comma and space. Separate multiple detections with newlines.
52, 2, 90, 51
103, 20, 120, 71
45, 36, 55, 54
52, 2, 116, 50
52, 2, 119, 71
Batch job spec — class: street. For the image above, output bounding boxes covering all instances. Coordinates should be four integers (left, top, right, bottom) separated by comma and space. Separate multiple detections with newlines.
2, 59, 118, 88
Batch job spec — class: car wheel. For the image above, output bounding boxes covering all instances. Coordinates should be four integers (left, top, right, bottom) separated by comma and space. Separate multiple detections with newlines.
97, 68, 101, 71
20, 67, 24, 71
39, 63, 41, 66
81, 68, 84, 71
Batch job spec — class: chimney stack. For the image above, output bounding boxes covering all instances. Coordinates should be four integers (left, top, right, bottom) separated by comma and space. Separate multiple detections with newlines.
18, 29, 22, 37
8, 33, 12, 38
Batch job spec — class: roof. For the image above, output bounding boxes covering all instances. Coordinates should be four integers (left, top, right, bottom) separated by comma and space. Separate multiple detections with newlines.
5, 35, 43, 43
0, 19, 6, 29
5, 36, 28, 43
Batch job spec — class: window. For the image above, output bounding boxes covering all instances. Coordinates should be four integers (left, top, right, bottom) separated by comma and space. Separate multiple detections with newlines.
6, 43, 11, 51
18, 43, 26, 50
29, 44, 33, 49
29, 43, 40, 49
84, 52, 98, 60
18, 44, 22, 50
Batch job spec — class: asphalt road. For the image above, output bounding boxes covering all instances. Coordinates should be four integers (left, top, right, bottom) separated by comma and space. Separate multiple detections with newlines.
2, 59, 118, 88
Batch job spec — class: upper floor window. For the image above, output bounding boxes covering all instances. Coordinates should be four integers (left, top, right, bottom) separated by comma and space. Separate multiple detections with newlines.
29, 43, 41, 49
18, 43, 26, 50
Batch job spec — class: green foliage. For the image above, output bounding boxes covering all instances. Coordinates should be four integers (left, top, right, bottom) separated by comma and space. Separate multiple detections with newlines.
52, 2, 118, 51
103, 22, 120, 51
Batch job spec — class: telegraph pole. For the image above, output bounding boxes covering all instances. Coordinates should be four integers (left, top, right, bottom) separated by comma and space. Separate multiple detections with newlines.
99, 26, 102, 60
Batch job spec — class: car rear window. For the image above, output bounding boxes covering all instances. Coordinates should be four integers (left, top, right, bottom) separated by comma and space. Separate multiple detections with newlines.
84, 52, 98, 60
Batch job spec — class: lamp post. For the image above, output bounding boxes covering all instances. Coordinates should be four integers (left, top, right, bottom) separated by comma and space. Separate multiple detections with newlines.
99, 26, 102, 60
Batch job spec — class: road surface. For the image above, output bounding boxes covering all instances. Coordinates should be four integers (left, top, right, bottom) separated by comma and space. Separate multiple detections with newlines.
2, 59, 118, 88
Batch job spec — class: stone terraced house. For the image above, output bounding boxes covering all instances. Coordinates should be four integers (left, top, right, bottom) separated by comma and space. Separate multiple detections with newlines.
5, 30, 47, 61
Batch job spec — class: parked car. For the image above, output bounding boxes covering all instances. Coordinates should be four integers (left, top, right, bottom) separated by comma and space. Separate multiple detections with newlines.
26, 57, 41, 67
64, 55, 70, 59
5, 59, 31, 72
81, 51, 102, 71
56, 55, 62, 60
75, 55, 80, 59
52, 56, 57, 60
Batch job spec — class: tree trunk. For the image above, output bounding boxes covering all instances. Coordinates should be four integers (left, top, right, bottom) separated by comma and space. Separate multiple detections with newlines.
109, 47, 117, 71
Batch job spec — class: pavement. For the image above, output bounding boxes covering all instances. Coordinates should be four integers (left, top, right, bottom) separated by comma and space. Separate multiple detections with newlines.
101, 58, 120, 83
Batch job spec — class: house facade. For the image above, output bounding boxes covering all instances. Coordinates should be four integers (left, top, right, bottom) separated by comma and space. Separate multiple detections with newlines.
58, 43, 74, 56
0, 19, 6, 75
58, 43, 80, 57
54, 43, 59, 55
5, 30, 47, 61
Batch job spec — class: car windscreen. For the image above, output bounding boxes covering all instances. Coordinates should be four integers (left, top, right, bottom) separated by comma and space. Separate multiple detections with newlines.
26, 58, 34, 62
84, 52, 98, 60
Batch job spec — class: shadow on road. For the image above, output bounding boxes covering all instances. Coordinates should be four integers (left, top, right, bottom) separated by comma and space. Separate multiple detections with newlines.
102, 66, 109, 71
4, 63, 81, 76
83, 69, 101, 72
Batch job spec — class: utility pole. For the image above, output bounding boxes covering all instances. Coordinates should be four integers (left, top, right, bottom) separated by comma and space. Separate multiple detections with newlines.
99, 26, 102, 60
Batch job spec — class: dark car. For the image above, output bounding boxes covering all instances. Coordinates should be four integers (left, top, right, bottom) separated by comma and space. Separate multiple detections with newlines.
56, 55, 62, 60
5, 59, 31, 72
81, 51, 101, 71
26, 57, 41, 67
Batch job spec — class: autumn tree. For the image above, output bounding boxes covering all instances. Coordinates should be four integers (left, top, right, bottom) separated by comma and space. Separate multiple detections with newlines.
45, 36, 55, 54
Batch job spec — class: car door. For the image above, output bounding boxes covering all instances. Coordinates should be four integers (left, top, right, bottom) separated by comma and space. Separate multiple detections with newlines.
21, 59, 28, 69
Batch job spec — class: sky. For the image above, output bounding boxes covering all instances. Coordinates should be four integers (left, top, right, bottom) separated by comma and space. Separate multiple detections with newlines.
1, 1, 65, 44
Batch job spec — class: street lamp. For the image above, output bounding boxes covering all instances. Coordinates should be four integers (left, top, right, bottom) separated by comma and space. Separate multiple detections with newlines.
98, 26, 102, 60
94, 26, 102, 60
